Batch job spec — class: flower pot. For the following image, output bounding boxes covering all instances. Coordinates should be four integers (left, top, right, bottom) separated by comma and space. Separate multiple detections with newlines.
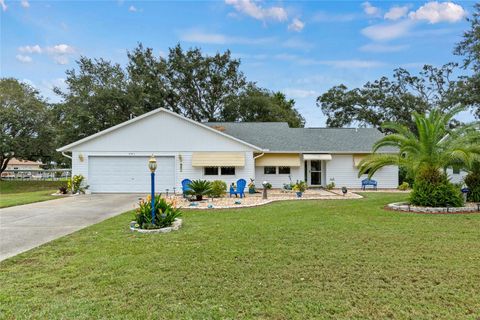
296, 192, 303, 198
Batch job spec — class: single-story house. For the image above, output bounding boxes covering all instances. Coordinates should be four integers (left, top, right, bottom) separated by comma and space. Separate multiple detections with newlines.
57, 108, 399, 193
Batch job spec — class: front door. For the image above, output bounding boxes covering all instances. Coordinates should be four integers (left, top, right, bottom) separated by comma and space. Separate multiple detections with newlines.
305, 160, 322, 186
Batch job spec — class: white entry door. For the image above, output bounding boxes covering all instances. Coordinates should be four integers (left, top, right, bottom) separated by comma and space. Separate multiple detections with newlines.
88, 156, 175, 193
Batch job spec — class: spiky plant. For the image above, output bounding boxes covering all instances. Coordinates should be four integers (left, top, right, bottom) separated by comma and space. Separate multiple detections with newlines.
187, 179, 213, 201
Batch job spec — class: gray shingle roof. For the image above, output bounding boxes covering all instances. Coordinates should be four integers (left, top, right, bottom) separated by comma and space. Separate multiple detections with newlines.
204, 122, 396, 153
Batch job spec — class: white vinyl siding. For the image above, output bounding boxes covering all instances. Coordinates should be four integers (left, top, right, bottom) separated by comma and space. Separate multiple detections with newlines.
325, 154, 398, 188
177, 151, 255, 189
255, 163, 305, 188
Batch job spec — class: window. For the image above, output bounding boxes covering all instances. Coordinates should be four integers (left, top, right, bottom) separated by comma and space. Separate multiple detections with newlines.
452, 166, 461, 174
278, 166, 291, 174
204, 167, 219, 175
264, 166, 276, 174
221, 167, 235, 175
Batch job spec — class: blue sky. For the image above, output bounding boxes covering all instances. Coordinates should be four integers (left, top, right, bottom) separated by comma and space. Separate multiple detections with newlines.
0, 0, 476, 126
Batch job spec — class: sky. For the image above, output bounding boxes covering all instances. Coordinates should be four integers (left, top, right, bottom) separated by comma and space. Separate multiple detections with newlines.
0, 0, 477, 126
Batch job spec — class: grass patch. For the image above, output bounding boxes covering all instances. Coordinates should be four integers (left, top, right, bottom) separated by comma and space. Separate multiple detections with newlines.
1, 193, 479, 319
0, 180, 64, 208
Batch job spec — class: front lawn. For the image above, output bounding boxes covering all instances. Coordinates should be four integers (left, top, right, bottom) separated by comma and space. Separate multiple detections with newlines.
0, 180, 64, 208
1, 193, 479, 319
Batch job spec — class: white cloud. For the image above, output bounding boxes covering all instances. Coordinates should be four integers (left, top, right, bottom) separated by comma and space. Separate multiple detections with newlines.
21, 0, 30, 8
409, 1, 466, 24
361, 20, 413, 41
319, 59, 385, 68
180, 29, 274, 45
283, 88, 318, 98
53, 55, 69, 65
288, 18, 305, 32
0, 0, 7, 11
362, 2, 380, 16
18, 45, 42, 54
128, 5, 137, 12
282, 37, 313, 49
46, 44, 75, 54
16, 55, 32, 63
274, 54, 385, 68
384, 5, 409, 20
359, 43, 409, 52
312, 11, 357, 22
225, 0, 287, 22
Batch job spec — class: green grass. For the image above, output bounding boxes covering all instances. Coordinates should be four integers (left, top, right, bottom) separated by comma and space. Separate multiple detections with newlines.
1, 193, 479, 319
0, 180, 64, 208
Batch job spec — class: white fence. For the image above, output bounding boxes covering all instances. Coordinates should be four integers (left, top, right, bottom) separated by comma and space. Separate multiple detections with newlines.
1, 169, 72, 181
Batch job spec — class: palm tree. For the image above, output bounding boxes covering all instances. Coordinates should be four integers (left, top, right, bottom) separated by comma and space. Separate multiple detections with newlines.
358, 106, 480, 179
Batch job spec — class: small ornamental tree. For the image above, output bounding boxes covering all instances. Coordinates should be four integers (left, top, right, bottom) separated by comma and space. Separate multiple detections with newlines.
358, 106, 480, 207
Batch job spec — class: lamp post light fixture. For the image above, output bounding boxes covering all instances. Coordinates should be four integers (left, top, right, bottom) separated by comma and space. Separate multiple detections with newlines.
148, 155, 157, 224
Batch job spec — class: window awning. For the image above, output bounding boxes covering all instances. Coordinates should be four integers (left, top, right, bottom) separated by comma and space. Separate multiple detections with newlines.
255, 153, 301, 167
353, 154, 367, 167
303, 154, 332, 161
191, 152, 245, 167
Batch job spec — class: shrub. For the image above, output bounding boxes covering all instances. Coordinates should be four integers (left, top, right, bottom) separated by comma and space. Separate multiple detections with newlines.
292, 181, 307, 192
67, 175, 88, 194
58, 185, 68, 194
263, 182, 272, 189
208, 180, 227, 198
326, 182, 335, 190
410, 167, 463, 207
464, 171, 480, 202
187, 179, 212, 201
398, 182, 409, 191
134, 195, 181, 229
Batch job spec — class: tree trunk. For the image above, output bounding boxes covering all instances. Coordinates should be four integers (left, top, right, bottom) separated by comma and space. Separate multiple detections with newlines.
0, 157, 13, 176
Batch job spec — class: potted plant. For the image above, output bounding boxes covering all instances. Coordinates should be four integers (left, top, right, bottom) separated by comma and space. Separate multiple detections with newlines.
187, 179, 212, 201
292, 181, 307, 198
248, 178, 256, 194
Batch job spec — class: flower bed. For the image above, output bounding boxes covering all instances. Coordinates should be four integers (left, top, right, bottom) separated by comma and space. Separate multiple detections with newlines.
130, 218, 183, 233
387, 202, 480, 214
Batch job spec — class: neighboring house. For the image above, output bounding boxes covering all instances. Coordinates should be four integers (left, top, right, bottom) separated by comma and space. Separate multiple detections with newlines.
1, 158, 44, 178
5, 158, 43, 171
57, 108, 398, 193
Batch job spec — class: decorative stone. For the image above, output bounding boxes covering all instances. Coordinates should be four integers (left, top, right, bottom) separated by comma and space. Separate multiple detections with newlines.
130, 218, 183, 233
387, 202, 479, 214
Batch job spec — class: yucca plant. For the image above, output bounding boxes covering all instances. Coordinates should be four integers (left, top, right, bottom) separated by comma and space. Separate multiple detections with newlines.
358, 106, 480, 206
187, 179, 213, 201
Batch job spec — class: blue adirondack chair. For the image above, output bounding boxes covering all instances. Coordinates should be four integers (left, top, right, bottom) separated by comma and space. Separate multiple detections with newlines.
230, 179, 247, 198
182, 179, 192, 198
361, 178, 377, 190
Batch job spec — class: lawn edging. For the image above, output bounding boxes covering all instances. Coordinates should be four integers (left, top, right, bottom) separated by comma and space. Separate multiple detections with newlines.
129, 218, 183, 233
387, 201, 480, 214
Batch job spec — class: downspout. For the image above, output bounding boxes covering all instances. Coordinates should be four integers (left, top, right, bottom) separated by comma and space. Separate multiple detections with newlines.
61, 152, 72, 160
253, 152, 265, 160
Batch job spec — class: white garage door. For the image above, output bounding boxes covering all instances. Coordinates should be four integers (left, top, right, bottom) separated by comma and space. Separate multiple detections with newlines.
88, 156, 175, 193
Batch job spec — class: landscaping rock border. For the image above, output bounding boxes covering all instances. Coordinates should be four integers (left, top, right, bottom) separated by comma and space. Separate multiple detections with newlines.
387, 202, 480, 214
129, 218, 183, 233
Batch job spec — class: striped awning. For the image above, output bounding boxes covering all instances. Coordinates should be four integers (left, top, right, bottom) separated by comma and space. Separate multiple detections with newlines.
303, 154, 332, 161
191, 152, 245, 167
255, 153, 301, 167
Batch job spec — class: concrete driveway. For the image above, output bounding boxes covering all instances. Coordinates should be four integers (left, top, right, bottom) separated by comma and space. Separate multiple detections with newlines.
0, 194, 142, 261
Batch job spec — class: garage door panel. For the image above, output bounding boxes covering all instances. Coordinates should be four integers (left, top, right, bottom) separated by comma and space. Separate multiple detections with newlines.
88, 156, 175, 193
